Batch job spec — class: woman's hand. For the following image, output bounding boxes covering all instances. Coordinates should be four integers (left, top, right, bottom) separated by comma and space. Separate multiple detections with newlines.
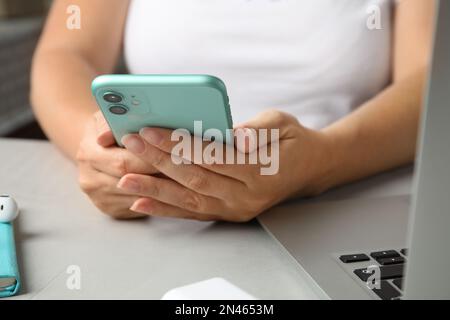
118, 110, 332, 222
76, 112, 159, 219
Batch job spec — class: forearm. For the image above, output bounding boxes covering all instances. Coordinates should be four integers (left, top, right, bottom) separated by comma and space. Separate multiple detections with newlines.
316, 68, 426, 193
31, 49, 99, 160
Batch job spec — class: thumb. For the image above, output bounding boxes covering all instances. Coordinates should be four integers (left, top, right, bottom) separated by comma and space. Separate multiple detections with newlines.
235, 109, 298, 131
234, 110, 295, 153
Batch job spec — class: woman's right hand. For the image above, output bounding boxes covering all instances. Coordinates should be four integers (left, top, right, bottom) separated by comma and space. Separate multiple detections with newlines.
76, 112, 158, 219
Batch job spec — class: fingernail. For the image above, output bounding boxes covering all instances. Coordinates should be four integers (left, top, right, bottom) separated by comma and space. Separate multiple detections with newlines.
96, 131, 110, 146
122, 134, 145, 153
130, 198, 152, 214
140, 128, 163, 145
117, 176, 140, 193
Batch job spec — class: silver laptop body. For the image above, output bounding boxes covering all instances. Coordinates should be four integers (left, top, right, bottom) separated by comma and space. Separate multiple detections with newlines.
258, 0, 450, 300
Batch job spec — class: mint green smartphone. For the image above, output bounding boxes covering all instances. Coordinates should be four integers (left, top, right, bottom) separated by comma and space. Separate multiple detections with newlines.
91, 74, 233, 146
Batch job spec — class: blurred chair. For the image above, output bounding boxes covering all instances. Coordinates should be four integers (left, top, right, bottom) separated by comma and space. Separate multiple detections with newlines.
0, 0, 127, 140
0, 0, 49, 139
0, 17, 45, 139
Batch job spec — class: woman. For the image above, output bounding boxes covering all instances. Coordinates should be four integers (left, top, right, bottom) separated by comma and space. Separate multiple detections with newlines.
31, 0, 435, 221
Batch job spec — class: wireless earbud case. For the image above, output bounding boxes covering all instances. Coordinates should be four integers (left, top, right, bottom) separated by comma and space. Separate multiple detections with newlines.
0, 222, 20, 297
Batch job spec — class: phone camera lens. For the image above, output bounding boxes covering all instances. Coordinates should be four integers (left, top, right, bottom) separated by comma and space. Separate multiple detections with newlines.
103, 92, 123, 103
109, 105, 128, 115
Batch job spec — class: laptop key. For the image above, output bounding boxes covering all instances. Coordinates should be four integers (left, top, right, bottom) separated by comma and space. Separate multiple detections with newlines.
372, 280, 401, 300
354, 264, 404, 282
392, 278, 403, 290
370, 250, 400, 260
377, 256, 405, 265
339, 253, 370, 263
354, 268, 375, 282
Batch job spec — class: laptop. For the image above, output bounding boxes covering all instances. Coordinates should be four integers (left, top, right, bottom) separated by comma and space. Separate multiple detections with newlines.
258, 0, 450, 300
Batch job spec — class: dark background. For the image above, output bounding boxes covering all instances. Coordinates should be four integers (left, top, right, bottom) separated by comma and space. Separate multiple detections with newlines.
0, 0, 50, 140
0, 0, 125, 141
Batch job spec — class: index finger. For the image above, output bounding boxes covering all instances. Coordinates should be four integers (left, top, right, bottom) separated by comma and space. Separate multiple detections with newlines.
138, 127, 261, 179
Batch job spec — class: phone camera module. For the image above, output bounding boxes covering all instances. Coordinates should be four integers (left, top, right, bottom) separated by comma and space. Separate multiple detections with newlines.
109, 105, 128, 115
103, 92, 123, 103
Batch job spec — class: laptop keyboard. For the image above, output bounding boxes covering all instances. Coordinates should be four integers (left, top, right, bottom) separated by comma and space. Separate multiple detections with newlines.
339, 248, 408, 300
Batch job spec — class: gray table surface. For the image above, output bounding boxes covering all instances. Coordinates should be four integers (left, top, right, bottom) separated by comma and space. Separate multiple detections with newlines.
0, 138, 413, 300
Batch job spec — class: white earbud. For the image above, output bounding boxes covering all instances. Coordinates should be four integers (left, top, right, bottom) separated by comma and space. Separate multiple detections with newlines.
0, 195, 19, 223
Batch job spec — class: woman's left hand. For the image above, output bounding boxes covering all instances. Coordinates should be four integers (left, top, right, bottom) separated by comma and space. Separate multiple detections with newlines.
118, 110, 332, 222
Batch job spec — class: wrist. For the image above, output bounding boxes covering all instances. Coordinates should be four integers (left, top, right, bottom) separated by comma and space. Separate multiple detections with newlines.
65, 110, 96, 161
298, 128, 339, 197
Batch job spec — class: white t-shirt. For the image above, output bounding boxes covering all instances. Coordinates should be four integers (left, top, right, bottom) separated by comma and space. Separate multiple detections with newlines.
124, 0, 394, 128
